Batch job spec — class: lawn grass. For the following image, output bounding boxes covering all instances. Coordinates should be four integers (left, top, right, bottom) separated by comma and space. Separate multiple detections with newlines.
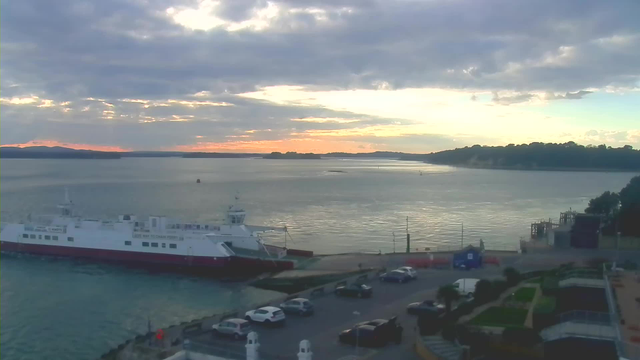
468, 307, 528, 328
513, 287, 536, 302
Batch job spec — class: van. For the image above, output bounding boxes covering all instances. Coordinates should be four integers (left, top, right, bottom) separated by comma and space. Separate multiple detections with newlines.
452, 278, 479, 296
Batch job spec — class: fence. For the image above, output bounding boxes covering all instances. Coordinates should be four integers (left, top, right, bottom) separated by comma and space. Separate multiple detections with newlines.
555, 310, 611, 325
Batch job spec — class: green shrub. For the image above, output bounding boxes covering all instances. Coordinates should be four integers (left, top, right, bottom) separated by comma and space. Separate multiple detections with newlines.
503, 267, 522, 286
586, 257, 609, 269
502, 327, 542, 347
442, 322, 457, 341
533, 296, 556, 314
417, 311, 442, 335
475, 279, 494, 304
540, 276, 559, 295
491, 279, 509, 299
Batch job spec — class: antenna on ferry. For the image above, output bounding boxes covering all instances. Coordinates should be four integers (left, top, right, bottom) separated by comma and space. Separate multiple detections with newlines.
65, 187, 71, 204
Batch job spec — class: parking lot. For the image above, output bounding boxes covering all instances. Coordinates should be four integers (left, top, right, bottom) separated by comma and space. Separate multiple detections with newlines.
191, 265, 514, 359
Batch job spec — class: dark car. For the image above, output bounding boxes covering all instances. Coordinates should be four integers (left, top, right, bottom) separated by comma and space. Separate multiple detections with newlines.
406, 300, 445, 315
379, 270, 411, 283
338, 317, 403, 347
335, 284, 373, 298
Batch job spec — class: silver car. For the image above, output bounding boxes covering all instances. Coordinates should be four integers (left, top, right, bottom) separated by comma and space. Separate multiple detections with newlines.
279, 298, 314, 316
211, 318, 252, 340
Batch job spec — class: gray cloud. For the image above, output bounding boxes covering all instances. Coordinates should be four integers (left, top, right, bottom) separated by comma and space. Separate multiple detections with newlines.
492, 92, 535, 106
546, 90, 594, 100
1, 0, 639, 149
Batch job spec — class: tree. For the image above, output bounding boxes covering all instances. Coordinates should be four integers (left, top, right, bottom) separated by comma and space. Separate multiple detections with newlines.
503, 267, 521, 286
585, 191, 620, 218
618, 176, 640, 236
474, 279, 493, 304
437, 285, 461, 313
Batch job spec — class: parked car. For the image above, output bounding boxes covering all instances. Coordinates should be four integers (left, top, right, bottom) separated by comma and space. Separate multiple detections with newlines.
338, 317, 403, 347
244, 306, 286, 325
279, 298, 314, 316
396, 266, 418, 280
335, 283, 373, 298
406, 300, 445, 315
211, 318, 252, 340
452, 278, 480, 296
379, 270, 411, 283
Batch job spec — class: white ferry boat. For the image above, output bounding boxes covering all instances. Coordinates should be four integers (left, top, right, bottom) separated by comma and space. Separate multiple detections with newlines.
0, 190, 311, 274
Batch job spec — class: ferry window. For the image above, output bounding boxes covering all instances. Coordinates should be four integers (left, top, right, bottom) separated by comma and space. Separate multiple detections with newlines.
23, 234, 29, 238
142, 242, 149, 247
125, 241, 132, 246
52, 236, 58, 241
151, 242, 158, 247
30, 234, 36, 239
161, 243, 166, 248
68, 237, 74, 242
44, 235, 51, 240
170, 244, 177, 249
38, 235, 42, 240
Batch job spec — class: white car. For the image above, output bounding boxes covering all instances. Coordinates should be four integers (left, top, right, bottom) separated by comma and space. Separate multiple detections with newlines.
245, 306, 286, 324
397, 266, 418, 280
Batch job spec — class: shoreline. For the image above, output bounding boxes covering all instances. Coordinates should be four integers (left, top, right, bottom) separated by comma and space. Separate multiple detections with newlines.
401, 160, 640, 173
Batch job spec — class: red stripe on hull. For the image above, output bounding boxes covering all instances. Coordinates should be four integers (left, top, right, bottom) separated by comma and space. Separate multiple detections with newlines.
0, 241, 296, 273
0, 241, 229, 267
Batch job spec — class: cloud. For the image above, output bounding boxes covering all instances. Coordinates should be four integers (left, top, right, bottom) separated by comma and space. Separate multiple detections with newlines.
545, 90, 594, 100
1, 0, 639, 151
492, 92, 536, 106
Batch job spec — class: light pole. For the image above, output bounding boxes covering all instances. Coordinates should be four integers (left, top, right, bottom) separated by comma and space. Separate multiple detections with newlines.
353, 310, 361, 355
616, 231, 621, 263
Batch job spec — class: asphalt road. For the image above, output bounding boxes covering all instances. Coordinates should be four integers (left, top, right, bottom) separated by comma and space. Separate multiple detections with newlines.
190, 249, 640, 360
192, 264, 519, 359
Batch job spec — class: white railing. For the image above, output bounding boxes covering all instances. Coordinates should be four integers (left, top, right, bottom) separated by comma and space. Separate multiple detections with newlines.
603, 265, 628, 358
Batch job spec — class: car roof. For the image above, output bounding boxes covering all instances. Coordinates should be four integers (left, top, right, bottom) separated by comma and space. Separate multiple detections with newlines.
289, 298, 309, 302
390, 270, 405, 274
223, 318, 249, 324
354, 325, 377, 332
258, 306, 282, 311
399, 266, 413, 270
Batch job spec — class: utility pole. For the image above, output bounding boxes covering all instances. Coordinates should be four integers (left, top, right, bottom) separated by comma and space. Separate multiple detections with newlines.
406, 217, 410, 253
393, 232, 396, 253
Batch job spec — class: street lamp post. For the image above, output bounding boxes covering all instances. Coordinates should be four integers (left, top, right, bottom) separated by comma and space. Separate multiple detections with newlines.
616, 231, 621, 263
353, 310, 361, 355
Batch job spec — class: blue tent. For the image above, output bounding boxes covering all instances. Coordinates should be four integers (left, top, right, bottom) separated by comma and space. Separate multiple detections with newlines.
452, 245, 483, 269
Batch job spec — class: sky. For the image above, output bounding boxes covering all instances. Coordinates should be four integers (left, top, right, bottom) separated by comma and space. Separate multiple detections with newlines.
1, 0, 639, 153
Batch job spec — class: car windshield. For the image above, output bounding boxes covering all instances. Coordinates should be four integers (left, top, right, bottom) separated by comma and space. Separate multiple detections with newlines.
240, 322, 251, 330
273, 310, 283, 316
302, 301, 312, 307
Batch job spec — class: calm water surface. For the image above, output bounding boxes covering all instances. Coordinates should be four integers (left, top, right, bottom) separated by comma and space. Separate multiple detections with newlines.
1, 158, 636, 359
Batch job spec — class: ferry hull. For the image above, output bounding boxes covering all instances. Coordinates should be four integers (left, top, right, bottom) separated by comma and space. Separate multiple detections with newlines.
0, 241, 295, 275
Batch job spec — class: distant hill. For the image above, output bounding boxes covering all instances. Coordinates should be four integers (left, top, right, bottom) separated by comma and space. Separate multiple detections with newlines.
401, 142, 640, 171
263, 152, 321, 159
323, 151, 408, 158
121, 151, 185, 157
0, 146, 121, 159
183, 152, 262, 158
